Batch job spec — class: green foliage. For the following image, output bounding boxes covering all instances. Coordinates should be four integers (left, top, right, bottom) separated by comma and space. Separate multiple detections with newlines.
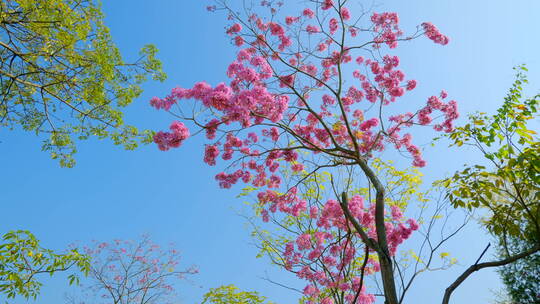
0, 0, 166, 167
497, 231, 540, 304
0, 230, 90, 300
440, 65, 539, 239
369, 158, 429, 208
201, 285, 274, 304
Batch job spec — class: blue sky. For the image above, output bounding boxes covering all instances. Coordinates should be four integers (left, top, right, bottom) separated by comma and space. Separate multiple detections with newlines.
1, 0, 539, 303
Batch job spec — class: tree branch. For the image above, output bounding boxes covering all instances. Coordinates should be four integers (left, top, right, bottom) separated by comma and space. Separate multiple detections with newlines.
442, 243, 540, 304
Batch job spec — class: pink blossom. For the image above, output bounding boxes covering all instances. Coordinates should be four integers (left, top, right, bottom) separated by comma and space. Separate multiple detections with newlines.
371, 12, 402, 48
154, 121, 190, 151
302, 8, 315, 18
421, 22, 449, 45
234, 36, 244, 46
204, 145, 220, 166
407, 218, 420, 230
303, 285, 320, 297
279, 74, 296, 87
296, 233, 312, 250
321, 0, 334, 10
285, 16, 299, 25
306, 25, 321, 34
226, 23, 242, 35
329, 18, 339, 34
406, 79, 417, 91
440, 90, 448, 99
340, 7, 351, 20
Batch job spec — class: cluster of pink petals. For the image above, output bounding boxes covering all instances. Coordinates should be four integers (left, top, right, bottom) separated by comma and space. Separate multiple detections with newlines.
151, 49, 290, 148
303, 8, 315, 18
285, 16, 300, 25
321, 0, 334, 10
370, 12, 402, 48
209, 132, 304, 190
258, 187, 307, 220
149, 96, 175, 111
329, 18, 339, 35
306, 25, 321, 34
226, 23, 242, 35
153, 121, 189, 151
385, 122, 426, 167
422, 22, 449, 45
363, 55, 410, 103
340, 7, 351, 20
382, 94, 458, 167
420, 95, 459, 132
215, 169, 249, 189
267, 22, 293, 51
204, 145, 220, 166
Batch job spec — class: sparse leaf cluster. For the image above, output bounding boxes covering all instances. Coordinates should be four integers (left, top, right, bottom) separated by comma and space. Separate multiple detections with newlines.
0, 230, 89, 299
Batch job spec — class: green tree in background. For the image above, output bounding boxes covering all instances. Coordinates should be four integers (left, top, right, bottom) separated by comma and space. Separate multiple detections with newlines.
0, 0, 166, 167
441, 66, 539, 303
497, 227, 540, 304
443, 65, 539, 237
202, 285, 274, 304
0, 230, 90, 300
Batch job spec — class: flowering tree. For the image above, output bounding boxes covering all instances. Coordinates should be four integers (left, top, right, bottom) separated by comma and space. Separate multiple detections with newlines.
66, 236, 197, 304
150, 1, 459, 303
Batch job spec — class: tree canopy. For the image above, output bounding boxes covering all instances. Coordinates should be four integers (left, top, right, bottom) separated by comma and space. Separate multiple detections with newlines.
0, 230, 89, 300
441, 65, 539, 304
0, 0, 166, 167
443, 66, 539, 239
202, 285, 274, 304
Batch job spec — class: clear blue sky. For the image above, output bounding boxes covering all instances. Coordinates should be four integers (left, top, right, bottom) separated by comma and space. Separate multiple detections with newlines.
1, 0, 539, 303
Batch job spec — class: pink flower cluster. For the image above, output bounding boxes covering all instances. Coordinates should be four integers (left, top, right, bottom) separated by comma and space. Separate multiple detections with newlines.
151, 52, 289, 138
149, 96, 175, 111
422, 22, 449, 45
340, 7, 351, 20
153, 121, 190, 151
419, 94, 459, 132
206, 128, 303, 190
321, 0, 334, 10
329, 18, 339, 35
364, 55, 409, 102
370, 12, 402, 48
258, 187, 307, 220
226, 23, 242, 35
306, 25, 321, 34
267, 22, 293, 51
303, 8, 315, 18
